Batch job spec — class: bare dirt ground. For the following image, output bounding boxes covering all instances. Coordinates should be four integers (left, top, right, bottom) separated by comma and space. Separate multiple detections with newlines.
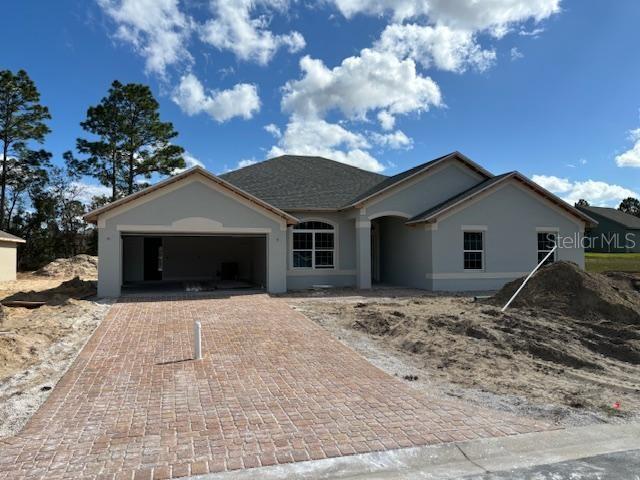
283, 263, 640, 428
0, 256, 111, 438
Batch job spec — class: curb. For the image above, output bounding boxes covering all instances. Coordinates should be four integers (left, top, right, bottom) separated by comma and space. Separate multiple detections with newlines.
185, 423, 640, 480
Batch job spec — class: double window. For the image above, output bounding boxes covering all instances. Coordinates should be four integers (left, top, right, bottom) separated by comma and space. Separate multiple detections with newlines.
463, 231, 484, 270
537, 232, 557, 266
292, 221, 335, 269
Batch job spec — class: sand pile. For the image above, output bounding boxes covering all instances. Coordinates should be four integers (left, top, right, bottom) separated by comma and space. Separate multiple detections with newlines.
2, 277, 97, 306
296, 271, 640, 418
488, 261, 640, 323
35, 255, 98, 278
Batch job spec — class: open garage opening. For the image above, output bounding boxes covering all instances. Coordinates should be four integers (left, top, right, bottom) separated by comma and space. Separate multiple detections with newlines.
121, 234, 267, 293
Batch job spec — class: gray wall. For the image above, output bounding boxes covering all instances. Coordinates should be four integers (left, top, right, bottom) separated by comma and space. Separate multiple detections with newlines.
377, 216, 432, 289
97, 175, 286, 296
430, 181, 585, 291
365, 160, 483, 219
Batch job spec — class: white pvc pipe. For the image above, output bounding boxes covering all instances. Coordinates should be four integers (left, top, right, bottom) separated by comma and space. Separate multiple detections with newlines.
193, 320, 202, 360
501, 245, 557, 312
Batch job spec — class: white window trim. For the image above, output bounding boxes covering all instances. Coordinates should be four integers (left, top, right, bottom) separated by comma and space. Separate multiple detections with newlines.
537, 231, 557, 264
463, 230, 485, 271
290, 219, 338, 270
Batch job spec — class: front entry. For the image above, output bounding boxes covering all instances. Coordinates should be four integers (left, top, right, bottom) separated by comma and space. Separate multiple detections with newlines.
143, 237, 163, 281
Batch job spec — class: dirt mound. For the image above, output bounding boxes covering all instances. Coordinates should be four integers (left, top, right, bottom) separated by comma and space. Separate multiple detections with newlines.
488, 261, 640, 324
2, 277, 97, 306
35, 255, 98, 279
321, 296, 640, 416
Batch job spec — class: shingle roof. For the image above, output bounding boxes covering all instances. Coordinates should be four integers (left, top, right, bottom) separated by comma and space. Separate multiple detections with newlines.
344, 151, 493, 207
578, 206, 640, 229
220, 155, 386, 210
0, 230, 25, 243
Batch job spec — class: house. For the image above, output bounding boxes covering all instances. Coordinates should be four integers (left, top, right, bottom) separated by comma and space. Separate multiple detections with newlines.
577, 205, 640, 253
0, 230, 26, 281
84, 152, 596, 297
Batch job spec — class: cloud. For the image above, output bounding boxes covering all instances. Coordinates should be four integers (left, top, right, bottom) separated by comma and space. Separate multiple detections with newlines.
71, 181, 112, 204
268, 118, 385, 172
510, 47, 524, 60
264, 123, 282, 138
532, 174, 638, 207
370, 130, 413, 149
173, 152, 205, 173
329, 0, 560, 37
282, 50, 442, 120
200, 0, 305, 64
238, 159, 259, 168
615, 128, 640, 168
375, 24, 496, 73
377, 111, 395, 130
172, 73, 260, 122
97, 0, 193, 76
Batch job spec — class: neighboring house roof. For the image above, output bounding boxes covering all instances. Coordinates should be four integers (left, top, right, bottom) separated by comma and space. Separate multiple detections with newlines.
0, 230, 26, 244
220, 155, 386, 210
577, 206, 640, 229
83, 166, 299, 224
406, 172, 598, 226
344, 151, 493, 208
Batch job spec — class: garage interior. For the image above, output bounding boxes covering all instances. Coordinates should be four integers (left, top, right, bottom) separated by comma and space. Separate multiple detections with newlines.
121, 234, 267, 292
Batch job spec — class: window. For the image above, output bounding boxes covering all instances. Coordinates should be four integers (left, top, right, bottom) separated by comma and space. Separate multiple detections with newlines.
293, 221, 335, 269
463, 231, 484, 270
537, 232, 556, 266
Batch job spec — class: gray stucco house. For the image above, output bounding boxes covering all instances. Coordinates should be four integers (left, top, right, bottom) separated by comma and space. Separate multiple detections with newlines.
577, 205, 640, 253
85, 152, 596, 296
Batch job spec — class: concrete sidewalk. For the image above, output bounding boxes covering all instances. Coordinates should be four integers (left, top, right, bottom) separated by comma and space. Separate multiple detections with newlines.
185, 423, 640, 480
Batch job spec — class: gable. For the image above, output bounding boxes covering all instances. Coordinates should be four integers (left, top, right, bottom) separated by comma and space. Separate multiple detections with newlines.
96, 174, 290, 231
363, 159, 485, 219
85, 167, 297, 227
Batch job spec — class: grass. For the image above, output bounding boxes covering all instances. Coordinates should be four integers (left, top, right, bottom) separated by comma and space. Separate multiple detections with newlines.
585, 252, 640, 273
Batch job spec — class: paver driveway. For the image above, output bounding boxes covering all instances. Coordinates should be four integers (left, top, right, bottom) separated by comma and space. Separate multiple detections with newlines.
0, 294, 548, 479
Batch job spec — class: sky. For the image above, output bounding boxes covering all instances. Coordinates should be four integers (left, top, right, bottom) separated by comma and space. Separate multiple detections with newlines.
2, 0, 640, 207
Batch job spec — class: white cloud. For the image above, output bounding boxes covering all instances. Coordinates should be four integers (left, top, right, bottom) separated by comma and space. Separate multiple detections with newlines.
268, 118, 385, 172
71, 181, 112, 204
329, 0, 560, 37
510, 47, 524, 60
375, 24, 496, 72
172, 73, 260, 122
615, 128, 640, 168
264, 123, 282, 138
282, 50, 442, 120
532, 174, 638, 207
97, 0, 192, 76
377, 110, 395, 130
370, 130, 413, 149
238, 159, 259, 168
173, 152, 205, 173
200, 0, 305, 64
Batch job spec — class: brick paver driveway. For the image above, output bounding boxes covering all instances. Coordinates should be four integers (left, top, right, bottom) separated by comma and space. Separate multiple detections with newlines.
0, 294, 547, 479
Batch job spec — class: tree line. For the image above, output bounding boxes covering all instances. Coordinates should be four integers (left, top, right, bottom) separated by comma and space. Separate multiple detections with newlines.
1, 70, 185, 270
575, 198, 640, 217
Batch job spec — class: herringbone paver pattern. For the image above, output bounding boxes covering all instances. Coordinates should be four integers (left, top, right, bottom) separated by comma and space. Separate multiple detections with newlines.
0, 294, 548, 479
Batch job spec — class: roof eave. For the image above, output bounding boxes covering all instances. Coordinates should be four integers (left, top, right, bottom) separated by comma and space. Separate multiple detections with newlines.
406, 172, 598, 227
345, 151, 493, 209
83, 166, 299, 225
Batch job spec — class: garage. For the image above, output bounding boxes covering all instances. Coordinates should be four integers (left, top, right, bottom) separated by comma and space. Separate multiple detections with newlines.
84, 167, 296, 297
121, 234, 267, 291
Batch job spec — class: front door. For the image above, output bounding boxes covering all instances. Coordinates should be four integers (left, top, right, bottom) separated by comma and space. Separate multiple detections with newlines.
143, 237, 163, 281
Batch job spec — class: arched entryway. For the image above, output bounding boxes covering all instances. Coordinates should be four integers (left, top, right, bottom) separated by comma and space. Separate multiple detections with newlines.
370, 213, 412, 285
